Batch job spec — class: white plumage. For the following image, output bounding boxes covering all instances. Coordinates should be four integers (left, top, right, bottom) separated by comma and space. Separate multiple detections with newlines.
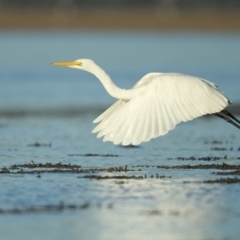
92, 73, 228, 145
52, 59, 239, 146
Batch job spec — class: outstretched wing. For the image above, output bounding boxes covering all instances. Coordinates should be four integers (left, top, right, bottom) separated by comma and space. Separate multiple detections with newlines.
93, 74, 229, 146
92, 72, 161, 124
93, 100, 127, 123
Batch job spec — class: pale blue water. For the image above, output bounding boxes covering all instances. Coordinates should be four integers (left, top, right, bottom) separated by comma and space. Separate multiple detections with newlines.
0, 30, 240, 240
1, 30, 240, 108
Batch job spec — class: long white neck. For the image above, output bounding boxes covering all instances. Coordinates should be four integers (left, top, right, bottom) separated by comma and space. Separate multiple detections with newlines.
87, 64, 146, 100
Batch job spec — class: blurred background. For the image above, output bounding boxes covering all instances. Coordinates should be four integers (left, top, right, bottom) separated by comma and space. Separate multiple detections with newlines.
0, 0, 240, 115
1, 0, 240, 29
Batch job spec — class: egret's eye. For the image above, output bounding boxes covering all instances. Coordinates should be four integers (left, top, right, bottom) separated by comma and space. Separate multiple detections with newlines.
76, 62, 82, 66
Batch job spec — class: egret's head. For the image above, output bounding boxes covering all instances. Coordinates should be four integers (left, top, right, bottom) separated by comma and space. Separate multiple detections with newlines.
51, 59, 95, 71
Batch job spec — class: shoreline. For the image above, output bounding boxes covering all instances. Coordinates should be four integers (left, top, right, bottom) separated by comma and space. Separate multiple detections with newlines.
1, 9, 240, 29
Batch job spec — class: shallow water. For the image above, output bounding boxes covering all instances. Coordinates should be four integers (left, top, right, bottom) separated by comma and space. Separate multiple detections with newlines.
1, 115, 240, 240
0, 30, 240, 240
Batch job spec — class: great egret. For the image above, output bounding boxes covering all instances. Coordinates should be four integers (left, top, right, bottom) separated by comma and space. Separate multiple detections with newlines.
52, 59, 240, 146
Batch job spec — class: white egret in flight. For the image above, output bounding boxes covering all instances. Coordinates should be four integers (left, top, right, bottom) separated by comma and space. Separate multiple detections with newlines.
52, 59, 240, 146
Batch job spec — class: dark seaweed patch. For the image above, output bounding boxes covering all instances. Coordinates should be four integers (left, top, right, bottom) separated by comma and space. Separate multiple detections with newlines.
211, 147, 234, 151
141, 209, 182, 216
0, 202, 91, 215
81, 175, 144, 180
10, 161, 81, 169
183, 178, 240, 184
27, 142, 52, 147
204, 140, 223, 145
1, 161, 240, 176
118, 145, 141, 148
203, 178, 240, 184
167, 156, 227, 161
68, 153, 119, 157
157, 162, 240, 170
0, 162, 138, 175
211, 170, 240, 176
80, 174, 171, 180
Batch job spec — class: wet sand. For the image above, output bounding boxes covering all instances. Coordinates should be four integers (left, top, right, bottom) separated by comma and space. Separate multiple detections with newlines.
1, 9, 240, 29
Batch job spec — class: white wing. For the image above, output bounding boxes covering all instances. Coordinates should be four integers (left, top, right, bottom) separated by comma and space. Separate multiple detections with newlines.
92, 72, 161, 124
92, 73, 229, 146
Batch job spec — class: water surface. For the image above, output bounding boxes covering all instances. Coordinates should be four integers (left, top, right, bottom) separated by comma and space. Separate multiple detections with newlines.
1, 30, 240, 240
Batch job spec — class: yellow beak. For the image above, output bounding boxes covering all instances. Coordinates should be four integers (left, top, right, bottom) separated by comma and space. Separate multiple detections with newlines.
51, 61, 81, 67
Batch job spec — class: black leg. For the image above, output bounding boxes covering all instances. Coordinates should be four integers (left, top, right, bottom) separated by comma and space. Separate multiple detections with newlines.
215, 111, 240, 130
221, 110, 240, 124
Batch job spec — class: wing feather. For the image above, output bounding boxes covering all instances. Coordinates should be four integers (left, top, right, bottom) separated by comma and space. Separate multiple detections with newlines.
131, 101, 148, 145
115, 100, 143, 145
151, 98, 159, 138
141, 99, 152, 143
92, 74, 229, 145
93, 100, 126, 124
161, 94, 176, 132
